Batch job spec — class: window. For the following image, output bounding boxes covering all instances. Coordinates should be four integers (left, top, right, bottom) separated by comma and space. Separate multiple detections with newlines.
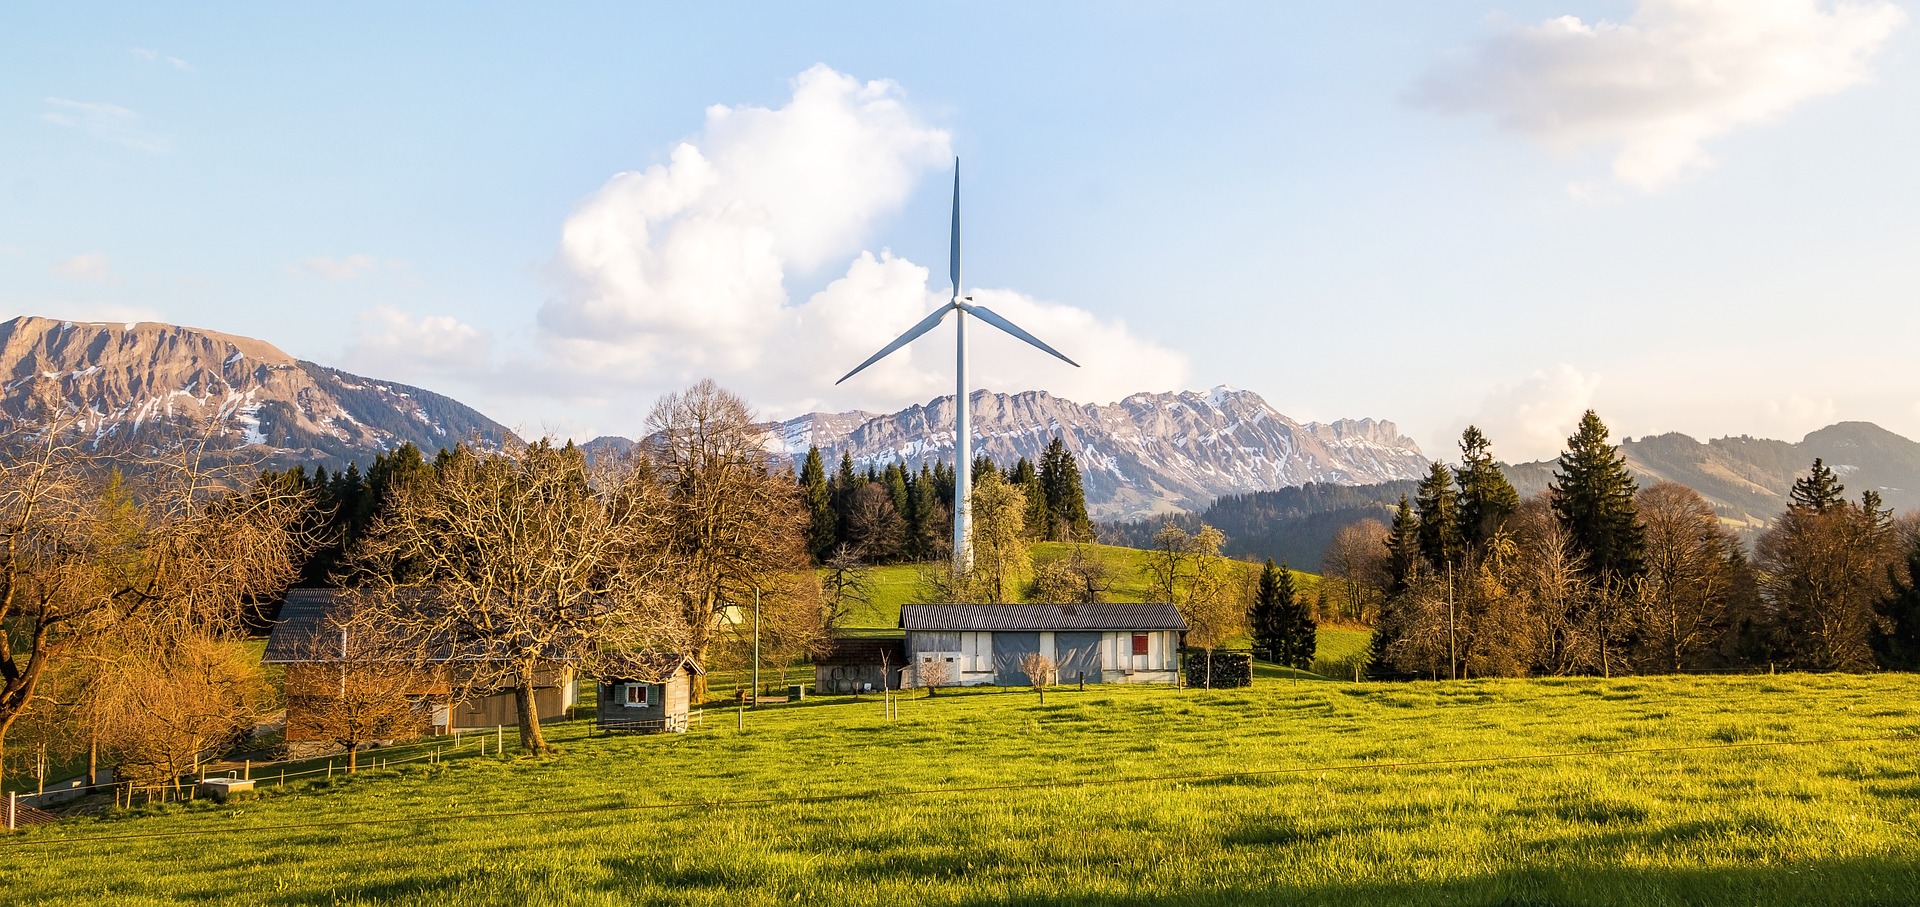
1132, 633, 1150, 656
623, 684, 650, 708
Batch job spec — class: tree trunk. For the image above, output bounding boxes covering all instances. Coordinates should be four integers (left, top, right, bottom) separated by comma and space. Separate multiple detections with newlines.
88, 735, 98, 786
347, 745, 358, 774
514, 677, 549, 755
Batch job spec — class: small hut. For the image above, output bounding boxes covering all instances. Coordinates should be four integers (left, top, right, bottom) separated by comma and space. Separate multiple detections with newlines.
595, 655, 703, 733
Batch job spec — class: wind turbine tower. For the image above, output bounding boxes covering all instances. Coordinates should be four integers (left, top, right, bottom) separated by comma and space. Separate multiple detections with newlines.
837, 160, 1079, 576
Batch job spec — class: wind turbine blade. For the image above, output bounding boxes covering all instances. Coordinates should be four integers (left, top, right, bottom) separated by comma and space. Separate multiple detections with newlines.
949, 160, 961, 298
957, 302, 1080, 367
834, 305, 955, 385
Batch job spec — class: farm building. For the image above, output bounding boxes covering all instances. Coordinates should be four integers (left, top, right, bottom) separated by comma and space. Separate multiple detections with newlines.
263, 589, 579, 756
900, 603, 1186, 687
594, 655, 703, 733
812, 635, 907, 694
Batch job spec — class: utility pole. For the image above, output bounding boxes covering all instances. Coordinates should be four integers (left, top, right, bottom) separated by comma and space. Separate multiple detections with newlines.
751, 584, 761, 706
1446, 562, 1457, 681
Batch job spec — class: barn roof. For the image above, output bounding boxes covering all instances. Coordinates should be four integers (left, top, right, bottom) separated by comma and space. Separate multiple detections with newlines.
899, 603, 1187, 632
262, 588, 338, 663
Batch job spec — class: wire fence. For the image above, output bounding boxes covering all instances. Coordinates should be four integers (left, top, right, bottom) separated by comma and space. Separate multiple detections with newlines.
6, 730, 1915, 849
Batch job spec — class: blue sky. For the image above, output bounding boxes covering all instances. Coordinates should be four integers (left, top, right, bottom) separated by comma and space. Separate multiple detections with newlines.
4, 1, 1916, 460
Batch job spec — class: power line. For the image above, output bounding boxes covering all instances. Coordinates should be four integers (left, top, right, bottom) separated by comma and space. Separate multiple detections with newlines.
7, 732, 1914, 850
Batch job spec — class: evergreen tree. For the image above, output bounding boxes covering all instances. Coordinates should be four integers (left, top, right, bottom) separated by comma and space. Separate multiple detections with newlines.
1249, 558, 1286, 659
932, 461, 956, 511
1010, 457, 1048, 539
1453, 426, 1519, 555
1271, 562, 1315, 670
799, 446, 836, 562
1550, 410, 1645, 586
832, 451, 861, 550
1039, 437, 1095, 543
1874, 536, 1920, 671
1414, 461, 1461, 572
971, 453, 997, 486
909, 463, 948, 561
1385, 494, 1420, 597
885, 463, 910, 516
1789, 458, 1847, 512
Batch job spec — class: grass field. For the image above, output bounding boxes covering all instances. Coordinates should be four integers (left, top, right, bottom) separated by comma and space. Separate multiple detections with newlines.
7, 671, 1920, 906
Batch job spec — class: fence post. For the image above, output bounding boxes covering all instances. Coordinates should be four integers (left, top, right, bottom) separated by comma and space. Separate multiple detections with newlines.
244, 759, 251, 781
496, 725, 503, 757
7, 791, 15, 831
328, 760, 334, 779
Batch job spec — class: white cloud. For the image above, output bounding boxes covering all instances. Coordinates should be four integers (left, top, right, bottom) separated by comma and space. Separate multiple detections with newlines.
1759, 394, 1839, 439
346, 306, 491, 375
1415, 0, 1906, 191
41, 98, 170, 153
1456, 364, 1603, 463
132, 48, 192, 70
51, 252, 112, 281
530, 64, 1189, 422
294, 254, 388, 280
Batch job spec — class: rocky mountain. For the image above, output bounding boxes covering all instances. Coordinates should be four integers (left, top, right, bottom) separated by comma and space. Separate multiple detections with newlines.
1503, 422, 1920, 530
0, 316, 511, 464
765, 387, 1431, 519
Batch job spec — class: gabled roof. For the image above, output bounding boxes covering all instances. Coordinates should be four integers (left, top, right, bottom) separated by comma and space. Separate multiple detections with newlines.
900, 603, 1187, 632
262, 588, 339, 663
596, 653, 705, 681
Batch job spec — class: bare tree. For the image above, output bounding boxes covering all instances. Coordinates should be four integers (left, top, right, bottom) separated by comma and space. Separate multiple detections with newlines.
1632, 482, 1748, 672
1017, 652, 1057, 704
843, 483, 904, 563
641, 381, 816, 698
819, 546, 875, 628
0, 419, 310, 774
1755, 493, 1898, 671
99, 631, 274, 794
344, 440, 684, 755
1322, 518, 1390, 622
1030, 545, 1113, 604
283, 617, 430, 773
914, 656, 951, 696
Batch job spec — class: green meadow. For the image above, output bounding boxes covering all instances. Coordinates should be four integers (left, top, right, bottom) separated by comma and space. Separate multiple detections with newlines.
6, 669, 1920, 906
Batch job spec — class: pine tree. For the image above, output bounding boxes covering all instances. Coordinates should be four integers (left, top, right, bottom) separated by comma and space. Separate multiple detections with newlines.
1453, 426, 1519, 555
1550, 410, 1645, 586
832, 451, 861, 551
1010, 457, 1048, 539
1249, 559, 1285, 660
799, 446, 836, 562
1279, 573, 1318, 671
932, 461, 955, 511
1385, 494, 1420, 597
1414, 461, 1461, 572
909, 463, 947, 561
1040, 437, 1094, 543
1874, 537, 1920, 670
1789, 458, 1847, 512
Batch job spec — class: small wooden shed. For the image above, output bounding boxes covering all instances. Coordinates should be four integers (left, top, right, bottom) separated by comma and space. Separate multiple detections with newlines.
813, 634, 907, 694
595, 655, 703, 734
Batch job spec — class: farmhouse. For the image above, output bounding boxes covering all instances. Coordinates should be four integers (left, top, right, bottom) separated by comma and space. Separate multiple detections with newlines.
900, 603, 1186, 686
263, 589, 579, 756
594, 654, 703, 733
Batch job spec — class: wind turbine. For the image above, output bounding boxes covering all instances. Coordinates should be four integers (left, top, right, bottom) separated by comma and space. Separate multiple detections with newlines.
836, 159, 1079, 575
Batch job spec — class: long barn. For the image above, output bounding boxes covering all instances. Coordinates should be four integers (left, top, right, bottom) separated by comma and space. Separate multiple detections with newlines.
900, 603, 1185, 687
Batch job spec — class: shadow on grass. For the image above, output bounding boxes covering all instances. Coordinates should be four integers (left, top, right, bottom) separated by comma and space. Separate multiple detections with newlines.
577, 852, 1920, 907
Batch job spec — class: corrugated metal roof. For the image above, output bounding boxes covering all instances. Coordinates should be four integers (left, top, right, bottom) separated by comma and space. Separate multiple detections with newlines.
899, 603, 1187, 631
261, 588, 337, 663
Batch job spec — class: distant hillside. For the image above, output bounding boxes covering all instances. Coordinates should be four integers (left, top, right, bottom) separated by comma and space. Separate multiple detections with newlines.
1103, 481, 1418, 571
0, 316, 512, 466
1504, 422, 1920, 530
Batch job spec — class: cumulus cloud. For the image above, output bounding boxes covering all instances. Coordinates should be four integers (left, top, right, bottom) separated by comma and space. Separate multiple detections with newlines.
346, 306, 491, 376
1415, 0, 1906, 191
294, 254, 392, 280
42, 98, 170, 153
52, 252, 112, 281
1457, 364, 1603, 463
533, 64, 1188, 420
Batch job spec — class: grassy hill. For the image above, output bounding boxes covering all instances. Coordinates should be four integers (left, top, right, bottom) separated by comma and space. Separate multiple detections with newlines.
833, 542, 1316, 630
8, 671, 1920, 905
